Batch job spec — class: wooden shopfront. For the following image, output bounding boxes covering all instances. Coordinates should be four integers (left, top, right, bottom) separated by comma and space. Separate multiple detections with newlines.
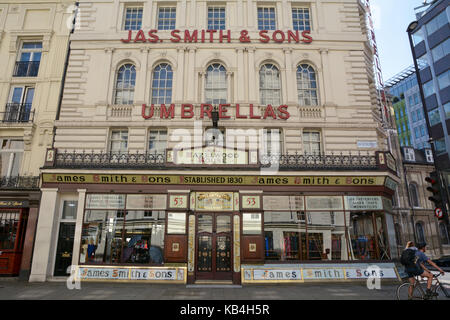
40, 172, 400, 284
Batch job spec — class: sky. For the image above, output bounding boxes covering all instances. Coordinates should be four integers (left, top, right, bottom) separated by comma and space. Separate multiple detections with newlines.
371, 0, 431, 82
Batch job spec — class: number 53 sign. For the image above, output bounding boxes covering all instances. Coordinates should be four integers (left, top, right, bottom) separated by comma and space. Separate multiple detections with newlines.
242, 195, 261, 209
169, 195, 188, 209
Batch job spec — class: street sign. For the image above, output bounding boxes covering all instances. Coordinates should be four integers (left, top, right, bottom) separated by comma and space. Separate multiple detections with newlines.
435, 208, 443, 219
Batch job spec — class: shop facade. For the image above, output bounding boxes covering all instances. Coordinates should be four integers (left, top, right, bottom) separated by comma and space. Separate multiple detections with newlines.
29, 0, 402, 283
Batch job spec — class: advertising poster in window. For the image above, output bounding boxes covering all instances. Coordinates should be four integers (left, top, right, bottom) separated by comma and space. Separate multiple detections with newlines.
195, 192, 234, 211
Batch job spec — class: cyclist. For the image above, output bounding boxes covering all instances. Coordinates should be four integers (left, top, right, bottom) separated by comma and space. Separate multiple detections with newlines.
406, 242, 445, 299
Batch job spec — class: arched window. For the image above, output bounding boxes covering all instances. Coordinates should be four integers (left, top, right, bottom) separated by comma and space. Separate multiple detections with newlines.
151, 63, 173, 104
409, 183, 420, 207
205, 63, 227, 104
415, 222, 425, 244
296, 64, 318, 106
394, 223, 402, 246
439, 222, 450, 245
259, 64, 281, 105
114, 64, 136, 105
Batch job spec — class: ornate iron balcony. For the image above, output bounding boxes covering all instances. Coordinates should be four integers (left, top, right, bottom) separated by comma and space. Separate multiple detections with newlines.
0, 176, 40, 189
52, 149, 380, 171
2, 104, 34, 123
13, 61, 40, 77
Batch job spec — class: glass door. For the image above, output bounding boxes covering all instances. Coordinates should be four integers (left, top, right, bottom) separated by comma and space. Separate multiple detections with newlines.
196, 213, 232, 280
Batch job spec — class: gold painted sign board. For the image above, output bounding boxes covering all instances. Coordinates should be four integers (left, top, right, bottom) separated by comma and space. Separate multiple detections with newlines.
43, 173, 386, 186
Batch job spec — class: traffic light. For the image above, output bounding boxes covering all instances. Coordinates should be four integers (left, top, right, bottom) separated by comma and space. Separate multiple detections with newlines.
425, 171, 448, 222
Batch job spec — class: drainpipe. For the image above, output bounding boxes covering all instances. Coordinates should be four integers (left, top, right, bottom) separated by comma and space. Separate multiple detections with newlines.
52, 2, 79, 148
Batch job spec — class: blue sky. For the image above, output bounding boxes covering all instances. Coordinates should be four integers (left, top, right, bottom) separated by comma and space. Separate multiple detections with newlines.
371, 0, 430, 82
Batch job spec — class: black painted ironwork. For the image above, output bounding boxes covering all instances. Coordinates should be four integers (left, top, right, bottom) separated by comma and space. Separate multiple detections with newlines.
52, 149, 379, 171
2, 104, 34, 123
0, 176, 40, 189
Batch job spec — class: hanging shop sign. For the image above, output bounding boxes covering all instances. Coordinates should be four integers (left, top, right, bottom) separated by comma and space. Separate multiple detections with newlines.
344, 196, 383, 211
121, 29, 312, 44
0, 200, 29, 208
43, 173, 387, 186
167, 146, 249, 165
195, 192, 234, 211
76, 266, 186, 283
142, 103, 290, 120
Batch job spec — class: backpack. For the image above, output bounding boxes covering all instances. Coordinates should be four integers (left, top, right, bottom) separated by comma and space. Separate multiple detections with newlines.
400, 249, 418, 267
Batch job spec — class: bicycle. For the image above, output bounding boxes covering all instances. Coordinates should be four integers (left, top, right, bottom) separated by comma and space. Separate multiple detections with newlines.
397, 273, 449, 300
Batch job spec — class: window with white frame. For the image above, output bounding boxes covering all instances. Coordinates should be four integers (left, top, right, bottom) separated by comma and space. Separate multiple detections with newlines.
157, 7, 176, 30
151, 63, 173, 104
303, 131, 321, 154
292, 8, 311, 31
208, 7, 225, 30
257, 7, 276, 30
262, 128, 283, 155
205, 64, 227, 104
296, 64, 318, 106
259, 64, 281, 105
123, 6, 143, 30
109, 129, 128, 154
14, 42, 42, 77
148, 129, 167, 153
5, 86, 34, 122
114, 64, 136, 105
0, 139, 24, 177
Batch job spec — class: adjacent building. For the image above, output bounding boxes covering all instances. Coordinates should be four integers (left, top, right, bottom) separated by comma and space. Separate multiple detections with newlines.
407, 0, 450, 201
28, 0, 401, 284
0, 0, 73, 278
385, 65, 431, 151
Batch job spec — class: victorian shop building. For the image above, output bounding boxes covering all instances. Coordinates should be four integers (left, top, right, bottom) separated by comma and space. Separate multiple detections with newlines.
30, 0, 402, 284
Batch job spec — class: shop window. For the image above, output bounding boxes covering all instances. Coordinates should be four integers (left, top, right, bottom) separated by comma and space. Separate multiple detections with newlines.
151, 63, 173, 104
167, 212, 186, 234
439, 222, 449, 245
0, 139, 24, 177
302, 131, 321, 155
259, 64, 281, 105
109, 129, 128, 154
123, 6, 143, 30
0, 211, 20, 250
292, 7, 311, 31
13, 42, 42, 77
148, 129, 167, 153
114, 64, 136, 105
415, 222, 425, 244
297, 64, 318, 106
208, 7, 225, 30
409, 183, 420, 208
243, 213, 262, 235
263, 211, 347, 261
157, 7, 176, 30
80, 194, 166, 265
205, 63, 227, 104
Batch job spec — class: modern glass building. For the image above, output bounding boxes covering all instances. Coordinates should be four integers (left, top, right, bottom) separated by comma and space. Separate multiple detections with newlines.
385, 65, 431, 150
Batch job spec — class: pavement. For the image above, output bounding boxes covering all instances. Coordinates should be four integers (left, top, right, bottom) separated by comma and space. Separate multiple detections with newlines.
1, 278, 445, 300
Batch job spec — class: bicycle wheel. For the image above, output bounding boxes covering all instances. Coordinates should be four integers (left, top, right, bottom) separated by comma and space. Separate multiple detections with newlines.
435, 284, 449, 300
397, 282, 424, 300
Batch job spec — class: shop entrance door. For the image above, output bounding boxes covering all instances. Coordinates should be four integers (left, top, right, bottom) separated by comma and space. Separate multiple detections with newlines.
196, 213, 232, 281
54, 223, 75, 276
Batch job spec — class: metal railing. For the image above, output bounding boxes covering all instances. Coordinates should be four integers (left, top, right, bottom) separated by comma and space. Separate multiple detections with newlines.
1, 104, 34, 123
13, 61, 40, 77
0, 176, 40, 189
52, 149, 379, 171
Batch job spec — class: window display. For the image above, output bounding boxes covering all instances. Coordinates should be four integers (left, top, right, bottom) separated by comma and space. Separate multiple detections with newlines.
80, 202, 165, 265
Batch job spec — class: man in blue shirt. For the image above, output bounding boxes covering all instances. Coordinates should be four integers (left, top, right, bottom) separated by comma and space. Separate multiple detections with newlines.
408, 242, 445, 299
